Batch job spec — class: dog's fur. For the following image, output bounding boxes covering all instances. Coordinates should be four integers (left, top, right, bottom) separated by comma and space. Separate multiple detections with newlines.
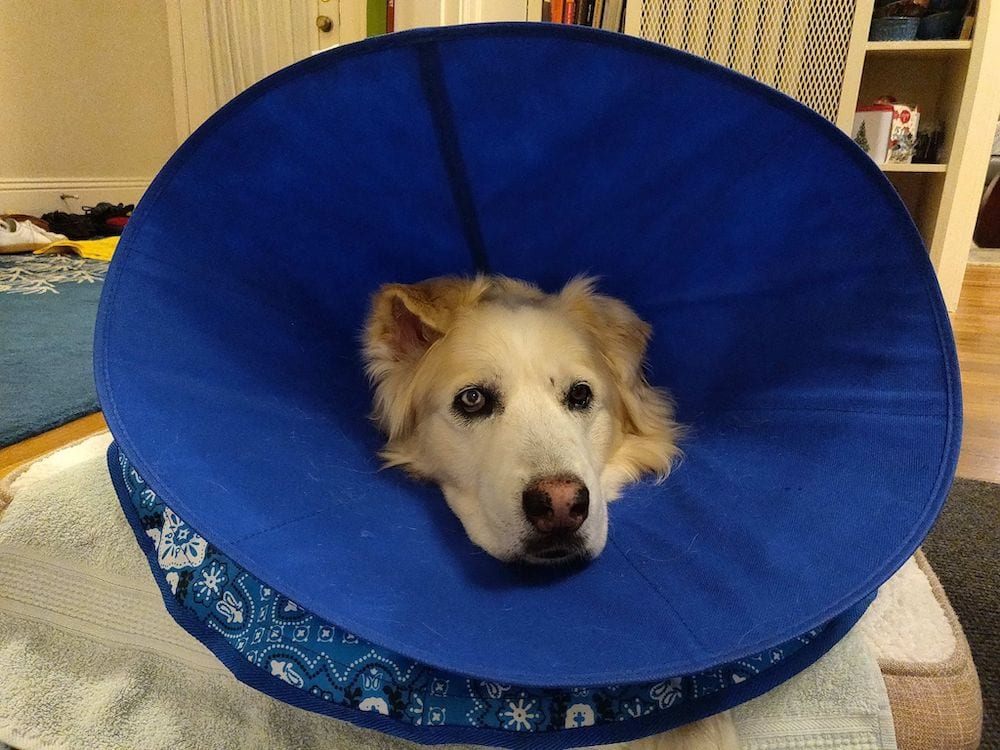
363, 274, 736, 749
363, 275, 680, 563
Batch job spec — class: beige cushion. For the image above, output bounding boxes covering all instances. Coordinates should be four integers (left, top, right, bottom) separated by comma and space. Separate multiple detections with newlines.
859, 550, 983, 750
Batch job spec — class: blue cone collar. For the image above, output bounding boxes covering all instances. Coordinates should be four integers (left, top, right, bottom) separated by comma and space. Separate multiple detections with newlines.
111, 442, 870, 748
97, 21, 959, 733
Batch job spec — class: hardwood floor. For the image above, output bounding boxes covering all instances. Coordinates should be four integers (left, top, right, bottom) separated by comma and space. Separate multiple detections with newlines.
951, 264, 1000, 483
0, 412, 107, 478
1, 266, 999, 482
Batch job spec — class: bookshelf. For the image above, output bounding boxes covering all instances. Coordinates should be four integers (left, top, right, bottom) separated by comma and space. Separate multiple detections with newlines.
836, 1, 1000, 310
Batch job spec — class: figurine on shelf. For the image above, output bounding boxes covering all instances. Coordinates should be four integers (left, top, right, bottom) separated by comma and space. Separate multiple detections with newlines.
876, 96, 921, 164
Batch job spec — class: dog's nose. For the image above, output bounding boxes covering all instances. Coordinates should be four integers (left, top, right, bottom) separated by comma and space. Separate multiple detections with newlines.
522, 476, 589, 535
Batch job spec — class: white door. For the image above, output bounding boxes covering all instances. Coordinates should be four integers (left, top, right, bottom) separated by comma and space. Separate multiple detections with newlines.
315, 0, 367, 51
167, 0, 530, 139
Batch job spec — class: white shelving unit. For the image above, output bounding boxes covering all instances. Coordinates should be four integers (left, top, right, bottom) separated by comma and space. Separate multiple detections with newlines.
620, 0, 999, 310
837, 1, 1000, 309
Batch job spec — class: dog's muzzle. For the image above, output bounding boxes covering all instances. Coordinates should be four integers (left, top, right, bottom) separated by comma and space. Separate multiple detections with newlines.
520, 475, 590, 563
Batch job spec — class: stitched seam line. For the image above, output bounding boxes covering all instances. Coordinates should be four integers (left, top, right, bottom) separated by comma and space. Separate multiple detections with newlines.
609, 535, 709, 653
416, 42, 491, 274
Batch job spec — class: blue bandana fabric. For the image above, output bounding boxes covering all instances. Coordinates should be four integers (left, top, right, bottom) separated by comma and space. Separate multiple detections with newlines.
115, 443, 826, 736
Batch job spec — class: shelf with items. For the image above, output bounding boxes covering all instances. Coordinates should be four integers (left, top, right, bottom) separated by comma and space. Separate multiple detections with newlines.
837, 0, 1000, 310
847, 19, 972, 252
855, 52, 968, 167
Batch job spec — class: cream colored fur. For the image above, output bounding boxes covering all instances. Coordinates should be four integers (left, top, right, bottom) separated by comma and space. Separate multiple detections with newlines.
363, 274, 680, 563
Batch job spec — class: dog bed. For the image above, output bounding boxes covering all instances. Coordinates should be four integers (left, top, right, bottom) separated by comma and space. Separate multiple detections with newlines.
95, 24, 960, 748
0, 434, 897, 750
858, 550, 983, 750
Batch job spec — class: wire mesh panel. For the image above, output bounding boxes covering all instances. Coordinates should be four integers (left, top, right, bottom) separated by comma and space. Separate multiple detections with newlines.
635, 0, 858, 121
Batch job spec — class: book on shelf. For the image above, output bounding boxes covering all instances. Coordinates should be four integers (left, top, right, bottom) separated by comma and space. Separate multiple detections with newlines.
552, 0, 565, 23
593, 0, 606, 27
601, 0, 625, 31
545, 0, 622, 27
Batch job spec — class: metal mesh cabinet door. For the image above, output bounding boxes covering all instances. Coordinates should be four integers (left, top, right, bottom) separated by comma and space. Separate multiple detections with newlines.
631, 0, 859, 121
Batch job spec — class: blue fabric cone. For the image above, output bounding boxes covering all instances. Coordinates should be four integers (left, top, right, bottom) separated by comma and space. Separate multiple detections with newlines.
97, 23, 960, 747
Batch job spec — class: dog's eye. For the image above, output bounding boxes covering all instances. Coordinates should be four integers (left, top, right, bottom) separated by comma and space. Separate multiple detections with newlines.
454, 386, 493, 417
566, 382, 593, 410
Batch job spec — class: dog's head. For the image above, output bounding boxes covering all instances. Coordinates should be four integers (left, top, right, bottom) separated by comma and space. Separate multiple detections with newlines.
362, 275, 679, 564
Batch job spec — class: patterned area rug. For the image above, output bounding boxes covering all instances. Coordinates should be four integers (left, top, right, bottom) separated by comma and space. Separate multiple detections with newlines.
922, 478, 1000, 749
0, 254, 107, 447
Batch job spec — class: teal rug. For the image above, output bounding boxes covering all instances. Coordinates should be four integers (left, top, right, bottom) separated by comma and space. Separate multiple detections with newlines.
0, 254, 106, 447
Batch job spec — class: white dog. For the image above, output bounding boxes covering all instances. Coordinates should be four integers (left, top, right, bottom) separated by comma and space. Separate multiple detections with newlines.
363, 275, 737, 749
364, 274, 680, 563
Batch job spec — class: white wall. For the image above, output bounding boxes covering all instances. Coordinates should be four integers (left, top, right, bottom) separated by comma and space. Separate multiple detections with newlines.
0, 1, 177, 215
394, 0, 528, 30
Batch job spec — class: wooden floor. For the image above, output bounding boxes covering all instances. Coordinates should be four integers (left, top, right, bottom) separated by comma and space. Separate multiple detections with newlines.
0, 412, 107, 478
951, 264, 1000, 483
1, 266, 999, 482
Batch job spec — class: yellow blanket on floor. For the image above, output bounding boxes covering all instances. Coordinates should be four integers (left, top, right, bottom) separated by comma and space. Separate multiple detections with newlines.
34, 236, 119, 262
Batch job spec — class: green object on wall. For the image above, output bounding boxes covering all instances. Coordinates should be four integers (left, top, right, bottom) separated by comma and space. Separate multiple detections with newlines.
367, 0, 386, 37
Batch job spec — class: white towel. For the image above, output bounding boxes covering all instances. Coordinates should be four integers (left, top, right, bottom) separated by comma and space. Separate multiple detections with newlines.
731, 631, 897, 750
0, 434, 896, 750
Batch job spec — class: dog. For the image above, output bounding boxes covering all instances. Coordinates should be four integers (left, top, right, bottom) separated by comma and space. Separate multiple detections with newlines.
363, 275, 737, 750
363, 274, 680, 564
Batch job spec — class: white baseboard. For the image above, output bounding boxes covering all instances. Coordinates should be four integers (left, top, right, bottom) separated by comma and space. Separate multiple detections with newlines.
0, 177, 153, 217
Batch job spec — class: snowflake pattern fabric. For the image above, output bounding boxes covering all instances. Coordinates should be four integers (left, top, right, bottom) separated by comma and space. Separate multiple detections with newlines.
117, 446, 824, 735
0, 254, 107, 295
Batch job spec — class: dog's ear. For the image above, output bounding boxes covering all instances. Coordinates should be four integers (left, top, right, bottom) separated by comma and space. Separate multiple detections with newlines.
559, 276, 679, 487
559, 276, 653, 387
366, 277, 488, 362
371, 289, 442, 363
558, 276, 652, 393
363, 277, 488, 440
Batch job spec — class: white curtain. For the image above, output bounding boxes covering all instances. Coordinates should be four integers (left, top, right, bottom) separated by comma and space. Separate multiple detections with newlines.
167, 0, 315, 138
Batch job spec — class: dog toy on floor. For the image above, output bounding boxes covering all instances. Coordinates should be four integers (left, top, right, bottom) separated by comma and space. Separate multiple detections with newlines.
96, 23, 960, 749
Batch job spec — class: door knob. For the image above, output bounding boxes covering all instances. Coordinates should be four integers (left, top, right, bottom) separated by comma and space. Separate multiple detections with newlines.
316, 15, 333, 32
